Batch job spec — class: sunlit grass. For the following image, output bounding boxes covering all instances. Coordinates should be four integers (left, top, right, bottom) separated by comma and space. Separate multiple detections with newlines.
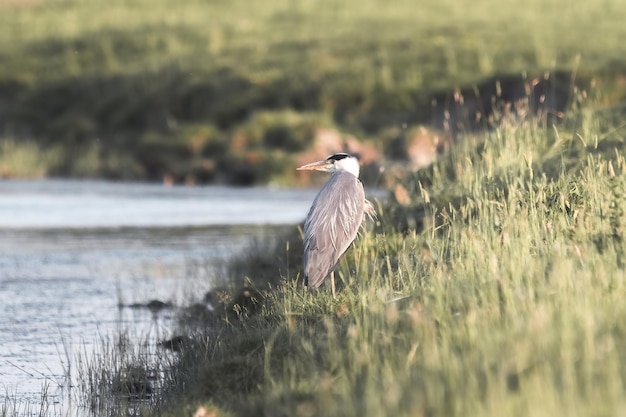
2, 0, 625, 88
0, 138, 63, 178
59, 88, 626, 415
75, 99, 621, 416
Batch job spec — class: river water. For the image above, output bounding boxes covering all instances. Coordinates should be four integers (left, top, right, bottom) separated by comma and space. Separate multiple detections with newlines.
0, 179, 321, 413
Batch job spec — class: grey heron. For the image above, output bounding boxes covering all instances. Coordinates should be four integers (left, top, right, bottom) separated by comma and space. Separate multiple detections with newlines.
297, 153, 375, 298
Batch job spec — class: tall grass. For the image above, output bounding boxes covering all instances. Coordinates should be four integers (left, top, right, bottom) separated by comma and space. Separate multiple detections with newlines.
115, 99, 626, 416
1, 384, 58, 417
58, 90, 626, 415
74, 330, 183, 417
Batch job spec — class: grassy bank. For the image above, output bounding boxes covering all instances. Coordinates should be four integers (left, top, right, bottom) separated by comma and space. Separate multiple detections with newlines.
1, 0, 626, 182
77, 95, 626, 416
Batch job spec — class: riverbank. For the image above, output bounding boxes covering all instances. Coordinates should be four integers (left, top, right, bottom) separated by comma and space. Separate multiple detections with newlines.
71, 93, 626, 416
0, 182, 320, 415
1, 0, 626, 184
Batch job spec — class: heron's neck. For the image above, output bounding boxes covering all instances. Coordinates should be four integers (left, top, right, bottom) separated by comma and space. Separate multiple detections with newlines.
335, 157, 360, 178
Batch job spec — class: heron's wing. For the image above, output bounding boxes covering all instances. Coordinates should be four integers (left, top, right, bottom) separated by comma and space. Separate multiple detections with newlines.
303, 172, 365, 288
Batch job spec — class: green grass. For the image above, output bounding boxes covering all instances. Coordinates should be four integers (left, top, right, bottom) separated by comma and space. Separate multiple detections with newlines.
1, 0, 626, 182
2, 0, 625, 87
0, 137, 64, 178
74, 98, 626, 416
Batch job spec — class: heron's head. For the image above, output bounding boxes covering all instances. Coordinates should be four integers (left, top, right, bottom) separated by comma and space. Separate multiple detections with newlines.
297, 153, 360, 177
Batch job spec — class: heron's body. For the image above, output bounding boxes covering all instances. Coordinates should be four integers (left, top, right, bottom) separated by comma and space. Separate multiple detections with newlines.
297, 153, 373, 296
303, 170, 365, 288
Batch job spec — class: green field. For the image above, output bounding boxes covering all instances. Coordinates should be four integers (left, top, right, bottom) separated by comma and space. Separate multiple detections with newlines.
1, 0, 626, 182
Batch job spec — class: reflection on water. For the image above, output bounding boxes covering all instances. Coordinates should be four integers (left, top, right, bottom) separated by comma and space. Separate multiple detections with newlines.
0, 179, 318, 228
0, 180, 318, 411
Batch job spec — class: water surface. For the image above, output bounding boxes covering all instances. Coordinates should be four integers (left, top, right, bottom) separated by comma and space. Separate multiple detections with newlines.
0, 180, 319, 411
0, 179, 317, 228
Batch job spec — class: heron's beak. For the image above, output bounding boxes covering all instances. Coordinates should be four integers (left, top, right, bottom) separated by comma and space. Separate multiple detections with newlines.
296, 159, 333, 172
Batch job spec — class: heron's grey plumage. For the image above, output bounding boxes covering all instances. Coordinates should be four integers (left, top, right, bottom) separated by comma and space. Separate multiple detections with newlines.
303, 170, 365, 289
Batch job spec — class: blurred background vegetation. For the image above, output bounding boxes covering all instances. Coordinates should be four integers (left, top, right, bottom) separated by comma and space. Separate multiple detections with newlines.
0, 0, 625, 184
